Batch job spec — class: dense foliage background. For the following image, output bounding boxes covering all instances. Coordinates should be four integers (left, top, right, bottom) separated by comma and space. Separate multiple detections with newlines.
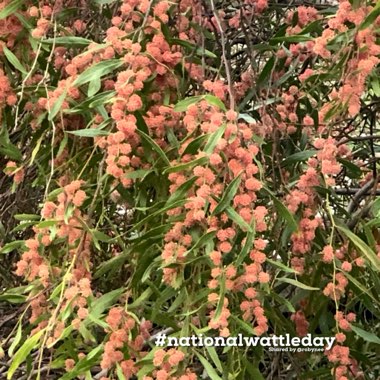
1, 0, 380, 379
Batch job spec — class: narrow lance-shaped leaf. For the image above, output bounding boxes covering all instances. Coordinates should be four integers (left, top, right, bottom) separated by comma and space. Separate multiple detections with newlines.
336, 224, 380, 272
7, 330, 44, 379
0, 0, 23, 20
350, 324, 380, 345
277, 277, 319, 291
204, 124, 227, 154
359, 2, 380, 30
266, 258, 299, 274
73, 59, 123, 87
203, 94, 227, 111
67, 128, 109, 137
48, 89, 67, 121
3, 46, 27, 75
42, 36, 93, 46
173, 96, 202, 112
8, 322, 22, 357
236, 229, 255, 266
137, 129, 170, 166
262, 187, 298, 232
164, 157, 209, 174
212, 173, 242, 215
281, 150, 316, 167
194, 352, 223, 380
225, 206, 253, 232
0, 240, 24, 254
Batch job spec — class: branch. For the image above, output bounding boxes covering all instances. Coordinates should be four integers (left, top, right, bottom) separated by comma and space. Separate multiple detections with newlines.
334, 187, 380, 196
209, 0, 235, 110
346, 178, 377, 215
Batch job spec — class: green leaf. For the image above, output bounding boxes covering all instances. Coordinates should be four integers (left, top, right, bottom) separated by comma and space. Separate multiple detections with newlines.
262, 187, 297, 232
49, 283, 64, 301
371, 198, 380, 217
29, 133, 45, 166
266, 258, 299, 274
336, 224, 380, 272
163, 156, 208, 174
185, 230, 216, 258
236, 229, 255, 266
59, 345, 103, 380
8, 330, 44, 380
338, 158, 361, 178
79, 325, 96, 344
70, 91, 115, 111
89, 288, 125, 319
270, 35, 313, 44
137, 364, 156, 380
135, 111, 149, 134
371, 76, 380, 97
277, 277, 319, 291
125, 169, 153, 180
95, 0, 118, 4
182, 134, 210, 156
87, 76, 102, 97
271, 292, 295, 313
36, 220, 58, 229
231, 315, 256, 335
212, 174, 242, 215
238, 113, 256, 123
90, 93, 115, 110
3, 46, 27, 75
14, 12, 33, 29
13, 214, 40, 221
91, 229, 113, 243
171, 38, 217, 59
11, 222, 36, 233
212, 274, 226, 322
73, 59, 123, 87
133, 199, 186, 230
116, 363, 127, 380
203, 95, 226, 111
243, 358, 265, 380
42, 36, 93, 46
194, 352, 223, 380
205, 346, 223, 373
0, 294, 26, 304
360, 2, 380, 30
87, 314, 109, 329
166, 176, 197, 205
342, 271, 378, 304
0, 240, 24, 254
257, 56, 275, 88
0, 0, 23, 20
225, 206, 253, 232
8, 322, 22, 357
281, 150, 316, 167
128, 288, 153, 309
150, 311, 179, 330
350, 325, 380, 345
48, 89, 67, 121
252, 98, 279, 111
204, 124, 227, 154
136, 130, 170, 166
0, 142, 22, 161
66, 128, 109, 137
173, 96, 202, 112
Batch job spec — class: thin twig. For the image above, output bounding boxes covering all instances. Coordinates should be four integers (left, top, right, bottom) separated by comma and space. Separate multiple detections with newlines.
209, 0, 235, 110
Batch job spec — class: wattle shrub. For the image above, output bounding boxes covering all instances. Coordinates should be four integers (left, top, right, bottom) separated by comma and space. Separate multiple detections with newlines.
0, 0, 380, 379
